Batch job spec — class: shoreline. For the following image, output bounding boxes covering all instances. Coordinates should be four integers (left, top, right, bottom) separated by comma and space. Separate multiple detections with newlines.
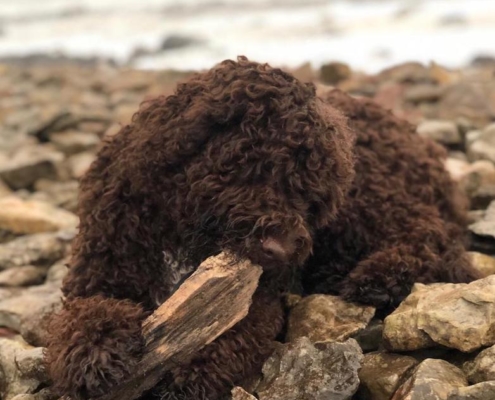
1, 0, 494, 73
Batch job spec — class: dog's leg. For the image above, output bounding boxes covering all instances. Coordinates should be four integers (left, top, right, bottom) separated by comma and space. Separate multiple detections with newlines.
45, 296, 147, 400
338, 244, 435, 309
338, 214, 482, 310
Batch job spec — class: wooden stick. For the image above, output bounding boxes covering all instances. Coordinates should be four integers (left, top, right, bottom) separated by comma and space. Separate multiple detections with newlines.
96, 252, 262, 400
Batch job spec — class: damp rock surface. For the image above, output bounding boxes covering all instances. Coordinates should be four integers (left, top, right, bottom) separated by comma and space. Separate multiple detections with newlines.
256, 337, 363, 400
391, 359, 468, 400
287, 294, 375, 343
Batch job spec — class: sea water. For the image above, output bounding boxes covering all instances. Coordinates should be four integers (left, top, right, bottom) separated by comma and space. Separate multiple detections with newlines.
0, 0, 494, 72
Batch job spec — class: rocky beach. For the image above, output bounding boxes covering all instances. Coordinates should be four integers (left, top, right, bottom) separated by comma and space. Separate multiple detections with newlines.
1, 57, 495, 400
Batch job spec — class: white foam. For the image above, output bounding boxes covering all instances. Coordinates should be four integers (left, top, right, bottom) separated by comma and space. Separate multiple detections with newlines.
0, 0, 494, 72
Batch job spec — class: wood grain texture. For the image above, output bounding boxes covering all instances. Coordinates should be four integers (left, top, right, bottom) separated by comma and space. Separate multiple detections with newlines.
97, 252, 262, 400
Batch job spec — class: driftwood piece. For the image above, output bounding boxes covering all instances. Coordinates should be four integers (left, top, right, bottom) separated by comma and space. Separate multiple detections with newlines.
97, 252, 262, 400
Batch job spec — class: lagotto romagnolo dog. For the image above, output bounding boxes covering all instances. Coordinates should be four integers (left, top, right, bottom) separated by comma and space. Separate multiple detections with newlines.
45, 56, 481, 400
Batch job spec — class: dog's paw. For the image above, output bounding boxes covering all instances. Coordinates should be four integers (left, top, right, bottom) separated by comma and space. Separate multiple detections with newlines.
339, 275, 392, 308
45, 296, 146, 399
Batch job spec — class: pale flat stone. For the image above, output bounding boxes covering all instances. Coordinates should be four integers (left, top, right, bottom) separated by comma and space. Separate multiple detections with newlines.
0, 266, 47, 287
0, 146, 64, 190
417, 120, 461, 145
0, 231, 71, 270
0, 196, 78, 234
384, 277, 495, 353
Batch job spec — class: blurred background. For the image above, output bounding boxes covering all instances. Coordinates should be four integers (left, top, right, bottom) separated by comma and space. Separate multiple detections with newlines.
1, 0, 495, 72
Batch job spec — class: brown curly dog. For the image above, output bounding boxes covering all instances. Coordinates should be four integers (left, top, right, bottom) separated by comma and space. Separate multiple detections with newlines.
45, 56, 481, 400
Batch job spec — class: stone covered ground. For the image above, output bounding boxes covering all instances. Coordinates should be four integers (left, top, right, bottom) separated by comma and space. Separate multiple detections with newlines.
1, 59, 495, 400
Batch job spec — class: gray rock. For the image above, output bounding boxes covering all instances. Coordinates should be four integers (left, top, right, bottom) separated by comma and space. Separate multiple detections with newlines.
468, 204, 495, 254
15, 346, 46, 382
469, 143, 495, 165
0, 230, 18, 246
45, 258, 68, 284
417, 120, 461, 145
448, 382, 495, 400
10, 388, 56, 400
463, 345, 495, 384
49, 130, 99, 155
0, 287, 21, 302
0, 231, 71, 270
35, 388, 58, 400
256, 337, 363, 400
469, 185, 495, 210
287, 294, 375, 343
469, 201, 495, 239
438, 82, 495, 126
0, 146, 64, 190
466, 130, 483, 149
448, 160, 495, 209
468, 124, 495, 164
25, 107, 76, 141
0, 127, 34, 153
291, 62, 315, 83
392, 359, 468, 400
352, 318, 384, 352
231, 387, 257, 400
468, 252, 495, 278
484, 123, 495, 137
0, 282, 63, 346
67, 151, 96, 179
10, 395, 36, 400
0, 266, 47, 287
358, 352, 419, 400
405, 84, 444, 103
384, 277, 495, 353
320, 62, 352, 85
383, 284, 439, 352
439, 13, 468, 26
445, 158, 470, 182
0, 196, 78, 235
449, 150, 468, 160
471, 55, 495, 67
31, 179, 79, 212
468, 210, 485, 225
160, 35, 202, 51
0, 338, 45, 400
456, 118, 477, 137
378, 62, 431, 83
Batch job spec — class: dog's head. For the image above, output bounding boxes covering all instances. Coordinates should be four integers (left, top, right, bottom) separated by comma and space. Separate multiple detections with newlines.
136, 57, 355, 270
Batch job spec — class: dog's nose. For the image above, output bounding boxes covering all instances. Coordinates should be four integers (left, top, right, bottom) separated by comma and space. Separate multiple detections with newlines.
261, 232, 310, 263
261, 237, 289, 262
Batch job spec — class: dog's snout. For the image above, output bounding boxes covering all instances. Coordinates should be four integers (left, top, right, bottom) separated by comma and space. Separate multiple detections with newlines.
261, 237, 289, 262
261, 227, 311, 264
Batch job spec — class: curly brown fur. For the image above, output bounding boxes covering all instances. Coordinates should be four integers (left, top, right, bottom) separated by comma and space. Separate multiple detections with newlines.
302, 89, 482, 312
44, 296, 146, 400
45, 57, 479, 399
